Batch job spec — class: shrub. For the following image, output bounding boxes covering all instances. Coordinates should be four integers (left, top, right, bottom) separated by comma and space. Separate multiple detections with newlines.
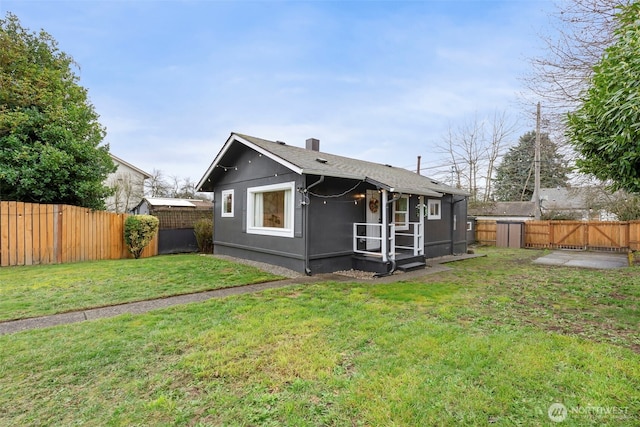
194, 217, 213, 253
541, 210, 581, 220
124, 215, 159, 259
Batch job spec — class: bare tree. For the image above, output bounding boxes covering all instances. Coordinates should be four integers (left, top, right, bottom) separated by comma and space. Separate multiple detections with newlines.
145, 168, 170, 197
483, 111, 516, 202
144, 169, 201, 199
439, 111, 516, 203
523, 0, 629, 132
443, 127, 464, 189
176, 177, 196, 199
442, 116, 483, 200
107, 173, 145, 213
168, 175, 181, 198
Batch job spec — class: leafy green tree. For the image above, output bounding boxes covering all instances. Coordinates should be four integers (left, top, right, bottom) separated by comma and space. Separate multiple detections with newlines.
0, 13, 115, 209
493, 131, 570, 201
566, 2, 640, 193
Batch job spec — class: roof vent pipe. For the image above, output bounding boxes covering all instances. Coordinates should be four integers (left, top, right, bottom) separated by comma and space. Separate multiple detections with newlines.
306, 138, 320, 151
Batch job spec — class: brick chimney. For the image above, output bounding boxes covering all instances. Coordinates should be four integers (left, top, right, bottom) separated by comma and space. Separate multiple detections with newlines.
306, 138, 320, 151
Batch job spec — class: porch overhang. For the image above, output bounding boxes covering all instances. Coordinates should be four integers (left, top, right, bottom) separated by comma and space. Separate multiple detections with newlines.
364, 178, 443, 198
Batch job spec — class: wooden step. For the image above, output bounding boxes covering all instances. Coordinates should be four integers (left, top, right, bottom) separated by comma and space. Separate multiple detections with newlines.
397, 261, 427, 272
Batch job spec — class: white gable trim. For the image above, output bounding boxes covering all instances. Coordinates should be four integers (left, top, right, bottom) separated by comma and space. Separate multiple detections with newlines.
196, 133, 303, 191
109, 154, 152, 179
234, 135, 303, 175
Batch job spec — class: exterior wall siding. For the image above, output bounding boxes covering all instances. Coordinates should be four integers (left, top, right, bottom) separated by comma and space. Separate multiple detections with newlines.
306, 176, 371, 274
212, 148, 306, 270
105, 160, 147, 213
423, 194, 468, 258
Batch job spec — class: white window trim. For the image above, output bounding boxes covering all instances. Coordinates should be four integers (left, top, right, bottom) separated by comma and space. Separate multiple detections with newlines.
427, 199, 441, 220
221, 189, 234, 217
393, 195, 409, 231
246, 181, 295, 238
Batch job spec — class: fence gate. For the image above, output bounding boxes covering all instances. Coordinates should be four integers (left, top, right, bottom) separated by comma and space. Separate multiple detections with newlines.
550, 221, 587, 250
587, 222, 629, 251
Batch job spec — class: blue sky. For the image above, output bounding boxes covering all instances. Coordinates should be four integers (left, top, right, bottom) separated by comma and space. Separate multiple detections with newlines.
1, 0, 553, 184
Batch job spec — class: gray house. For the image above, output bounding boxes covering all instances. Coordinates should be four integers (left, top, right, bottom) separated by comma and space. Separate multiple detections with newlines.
196, 132, 469, 275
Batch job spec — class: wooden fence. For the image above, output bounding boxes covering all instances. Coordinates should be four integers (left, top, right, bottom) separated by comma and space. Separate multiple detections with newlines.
475, 219, 640, 252
0, 201, 158, 267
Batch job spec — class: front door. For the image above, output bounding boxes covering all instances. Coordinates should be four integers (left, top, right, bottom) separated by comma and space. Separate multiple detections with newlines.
366, 190, 381, 250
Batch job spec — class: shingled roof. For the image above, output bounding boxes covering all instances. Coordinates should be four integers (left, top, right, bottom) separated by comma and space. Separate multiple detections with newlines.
198, 132, 469, 197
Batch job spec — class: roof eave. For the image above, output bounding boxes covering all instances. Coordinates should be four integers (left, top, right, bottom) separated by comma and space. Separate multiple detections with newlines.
197, 132, 304, 192
110, 153, 152, 179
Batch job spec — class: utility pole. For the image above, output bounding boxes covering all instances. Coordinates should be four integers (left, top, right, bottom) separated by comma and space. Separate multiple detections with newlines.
533, 102, 541, 220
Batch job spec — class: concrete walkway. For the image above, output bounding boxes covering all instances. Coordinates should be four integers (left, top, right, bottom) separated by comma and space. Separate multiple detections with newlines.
0, 277, 321, 335
532, 250, 630, 269
0, 253, 484, 335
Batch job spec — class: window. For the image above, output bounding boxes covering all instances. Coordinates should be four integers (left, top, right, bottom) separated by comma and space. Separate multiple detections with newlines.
393, 195, 409, 230
221, 189, 234, 217
427, 199, 441, 220
247, 182, 295, 237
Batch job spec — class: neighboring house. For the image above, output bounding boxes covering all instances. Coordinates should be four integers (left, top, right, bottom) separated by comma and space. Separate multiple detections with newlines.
131, 197, 213, 254
196, 132, 469, 275
105, 154, 152, 213
468, 201, 537, 222
538, 187, 617, 220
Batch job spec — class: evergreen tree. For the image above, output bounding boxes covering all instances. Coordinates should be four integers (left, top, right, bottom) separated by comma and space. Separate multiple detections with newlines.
0, 13, 115, 209
493, 131, 570, 201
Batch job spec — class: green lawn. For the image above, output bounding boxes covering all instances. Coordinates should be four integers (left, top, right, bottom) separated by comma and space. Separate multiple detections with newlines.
0, 248, 638, 426
0, 254, 280, 321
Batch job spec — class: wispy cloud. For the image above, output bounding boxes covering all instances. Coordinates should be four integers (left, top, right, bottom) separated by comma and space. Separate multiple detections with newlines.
3, 0, 549, 181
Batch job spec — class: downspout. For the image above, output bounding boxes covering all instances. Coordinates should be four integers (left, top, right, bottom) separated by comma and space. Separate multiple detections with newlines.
302, 175, 324, 275
211, 191, 216, 255
451, 196, 466, 255
419, 195, 425, 256
374, 190, 401, 277
381, 189, 389, 263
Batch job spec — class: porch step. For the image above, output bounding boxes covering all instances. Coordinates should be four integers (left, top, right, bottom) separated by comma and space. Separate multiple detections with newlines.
396, 261, 427, 272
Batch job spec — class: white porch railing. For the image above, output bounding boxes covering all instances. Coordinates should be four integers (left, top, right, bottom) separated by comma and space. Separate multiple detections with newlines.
353, 223, 384, 257
353, 222, 423, 258
394, 222, 424, 256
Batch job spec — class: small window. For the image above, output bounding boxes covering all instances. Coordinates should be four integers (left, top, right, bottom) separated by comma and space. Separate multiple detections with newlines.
393, 195, 409, 230
247, 182, 295, 238
427, 199, 441, 220
221, 189, 234, 217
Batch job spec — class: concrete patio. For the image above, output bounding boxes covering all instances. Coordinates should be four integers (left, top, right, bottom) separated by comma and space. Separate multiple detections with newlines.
533, 250, 630, 269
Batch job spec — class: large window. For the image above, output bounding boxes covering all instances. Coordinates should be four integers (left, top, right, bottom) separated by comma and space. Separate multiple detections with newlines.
221, 189, 234, 217
393, 195, 409, 230
427, 199, 441, 220
247, 182, 295, 237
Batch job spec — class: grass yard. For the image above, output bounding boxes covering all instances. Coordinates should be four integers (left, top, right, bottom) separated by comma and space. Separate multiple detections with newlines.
0, 254, 281, 321
0, 248, 638, 426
